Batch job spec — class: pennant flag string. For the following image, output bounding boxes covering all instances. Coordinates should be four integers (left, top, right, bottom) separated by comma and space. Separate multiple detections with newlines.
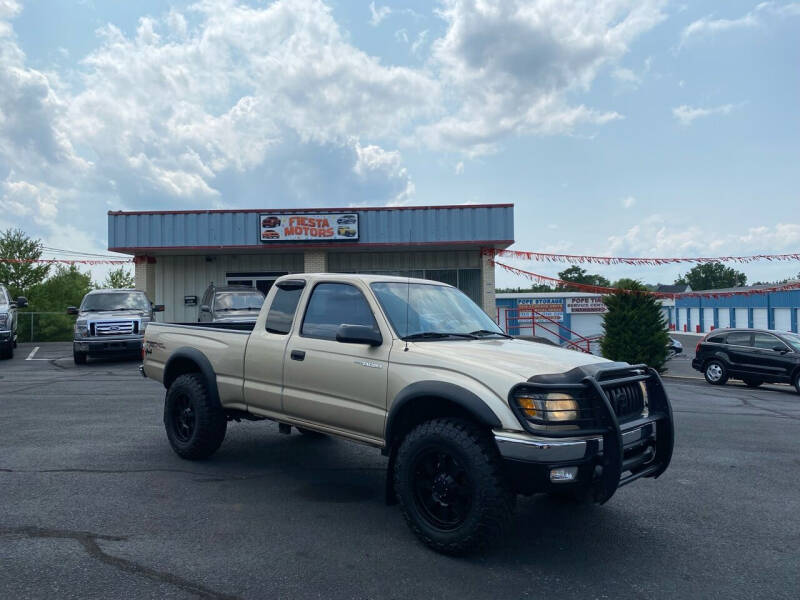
490, 260, 800, 299
485, 248, 800, 266
0, 258, 133, 265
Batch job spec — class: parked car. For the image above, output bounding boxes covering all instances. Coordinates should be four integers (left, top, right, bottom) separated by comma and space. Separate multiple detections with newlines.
262, 229, 280, 239
337, 225, 357, 237
69, 289, 163, 364
198, 284, 266, 323
0, 284, 27, 359
142, 274, 674, 554
667, 337, 683, 359
692, 328, 800, 392
261, 216, 281, 228
337, 215, 356, 225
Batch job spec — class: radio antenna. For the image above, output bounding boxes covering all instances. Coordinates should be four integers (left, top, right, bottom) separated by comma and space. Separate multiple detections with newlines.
404, 228, 411, 352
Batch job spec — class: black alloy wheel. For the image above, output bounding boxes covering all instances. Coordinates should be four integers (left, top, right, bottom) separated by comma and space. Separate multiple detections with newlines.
411, 449, 473, 532
393, 418, 514, 554
163, 374, 227, 460
171, 393, 196, 443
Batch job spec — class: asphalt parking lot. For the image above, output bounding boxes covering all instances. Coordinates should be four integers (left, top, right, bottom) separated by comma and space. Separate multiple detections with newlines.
1, 343, 799, 599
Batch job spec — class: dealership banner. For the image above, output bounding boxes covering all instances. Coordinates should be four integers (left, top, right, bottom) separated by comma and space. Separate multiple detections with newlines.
517, 298, 564, 322
260, 213, 359, 242
566, 297, 608, 314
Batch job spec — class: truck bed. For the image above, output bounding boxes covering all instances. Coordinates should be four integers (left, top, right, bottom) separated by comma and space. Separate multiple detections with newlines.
143, 321, 252, 407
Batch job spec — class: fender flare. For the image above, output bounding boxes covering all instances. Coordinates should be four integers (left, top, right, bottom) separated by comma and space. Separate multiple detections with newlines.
163, 347, 221, 409
384, 380, 502, 445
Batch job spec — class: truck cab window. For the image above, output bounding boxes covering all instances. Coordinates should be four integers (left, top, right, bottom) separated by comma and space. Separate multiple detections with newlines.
266, 287, 303, 334
301, 283, 377, 340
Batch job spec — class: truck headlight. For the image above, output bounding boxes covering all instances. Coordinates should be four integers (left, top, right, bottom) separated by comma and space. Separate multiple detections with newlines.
75, 319, 88, 338
140, 317, 151, 332
0, 314, 7, 329
511, 389, 592, 431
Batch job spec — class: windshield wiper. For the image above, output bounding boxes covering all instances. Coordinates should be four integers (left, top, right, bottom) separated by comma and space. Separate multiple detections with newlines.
401, 331, 478, 341
469, 329, 513, 339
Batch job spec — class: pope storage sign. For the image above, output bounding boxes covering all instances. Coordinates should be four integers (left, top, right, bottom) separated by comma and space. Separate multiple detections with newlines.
260, 213, 359, 242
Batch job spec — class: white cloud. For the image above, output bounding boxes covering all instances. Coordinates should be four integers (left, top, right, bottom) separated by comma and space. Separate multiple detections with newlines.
394, 28, 408, 44
680, 2, 800, 47
420, 0, 665, 152
454, 161, 464, 175
672, 103, 735, 125
411, 29, 428, 55
621, 195, 636, 208
369, 2, 391, 26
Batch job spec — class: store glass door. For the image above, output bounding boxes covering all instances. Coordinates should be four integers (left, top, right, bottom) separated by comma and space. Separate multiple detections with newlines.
226, 272, 288, 297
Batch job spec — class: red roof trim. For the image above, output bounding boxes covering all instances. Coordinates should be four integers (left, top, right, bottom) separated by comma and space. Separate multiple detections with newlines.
109, 239, 515, 255
107, 203, 513, 216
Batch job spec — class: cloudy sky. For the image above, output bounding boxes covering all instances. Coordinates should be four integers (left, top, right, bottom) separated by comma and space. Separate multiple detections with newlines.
0, 0, 798, 286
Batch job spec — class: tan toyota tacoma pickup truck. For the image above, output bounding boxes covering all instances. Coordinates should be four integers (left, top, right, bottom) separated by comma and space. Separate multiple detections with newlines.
142, 273, 674, 553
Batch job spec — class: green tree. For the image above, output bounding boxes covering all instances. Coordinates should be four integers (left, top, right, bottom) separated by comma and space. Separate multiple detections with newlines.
101, 266, 135, 289
558, 265, 611, 290
675, 262, 747, 290
0, 229, 51, 298
601, 279, 669, 371
21, 265, 94, 342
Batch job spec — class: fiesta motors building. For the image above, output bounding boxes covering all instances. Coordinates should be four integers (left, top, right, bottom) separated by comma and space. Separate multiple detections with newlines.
108, 204, 514, 323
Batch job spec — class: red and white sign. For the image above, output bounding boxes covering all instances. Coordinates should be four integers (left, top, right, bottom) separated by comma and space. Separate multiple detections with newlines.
518, 299, 564, 322
566, 297, 607, 314
260, 213, 359, 242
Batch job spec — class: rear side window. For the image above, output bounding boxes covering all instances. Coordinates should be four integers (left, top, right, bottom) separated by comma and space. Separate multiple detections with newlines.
706, 335, 725, 343
266, 287, 303, 334
301, 283, 377, 340
726, 332, 752, 346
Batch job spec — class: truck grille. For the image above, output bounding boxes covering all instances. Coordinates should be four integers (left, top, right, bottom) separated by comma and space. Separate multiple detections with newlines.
603, 381, 645, 422
92, 321, 136, 336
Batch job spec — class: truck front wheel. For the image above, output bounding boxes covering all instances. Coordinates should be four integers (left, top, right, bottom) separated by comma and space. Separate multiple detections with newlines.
164, 374, 227, 460
393, 418, 514, 554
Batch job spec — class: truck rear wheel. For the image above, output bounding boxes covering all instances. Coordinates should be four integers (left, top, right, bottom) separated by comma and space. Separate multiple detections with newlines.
164, 374, 227, 460
393, 418, 514, 554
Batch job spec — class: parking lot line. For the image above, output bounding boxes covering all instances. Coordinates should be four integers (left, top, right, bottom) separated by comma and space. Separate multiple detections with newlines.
25, 347, 40, 360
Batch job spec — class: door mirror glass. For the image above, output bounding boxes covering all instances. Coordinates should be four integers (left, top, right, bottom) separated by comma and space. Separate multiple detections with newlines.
15, 297, 28, 309
773, 345, 788, 353
199, 305, 210, 313
153, 305, 165, 313
335, 324, 382, 346
67, 306, 78, 315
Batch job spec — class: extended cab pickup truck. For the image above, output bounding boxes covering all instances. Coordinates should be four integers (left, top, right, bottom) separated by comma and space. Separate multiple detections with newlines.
142, 274, 674, 553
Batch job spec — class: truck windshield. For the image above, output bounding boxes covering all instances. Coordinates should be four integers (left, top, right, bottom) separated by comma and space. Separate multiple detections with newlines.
215, 291, 265, 311
371, 282, 505, 340
81, 292, 150, 312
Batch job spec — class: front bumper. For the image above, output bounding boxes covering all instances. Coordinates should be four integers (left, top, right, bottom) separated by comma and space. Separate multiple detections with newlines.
74, 336, 143, 355
494, 365, 674, 502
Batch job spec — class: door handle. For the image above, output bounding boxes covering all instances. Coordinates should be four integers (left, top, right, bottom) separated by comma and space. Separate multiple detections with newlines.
290, 350, 306, 361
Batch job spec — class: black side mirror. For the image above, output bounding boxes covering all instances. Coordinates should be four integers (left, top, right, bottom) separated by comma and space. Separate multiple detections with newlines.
153, 305, 165, 313
67, 306, 78, 315
199, 305, 210, 313
773, 345, 788, 353
15, 297, 27, 309
336, 324, 382, 346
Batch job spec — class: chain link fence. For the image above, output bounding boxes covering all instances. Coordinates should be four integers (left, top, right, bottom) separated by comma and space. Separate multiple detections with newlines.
16, 312, 77, 343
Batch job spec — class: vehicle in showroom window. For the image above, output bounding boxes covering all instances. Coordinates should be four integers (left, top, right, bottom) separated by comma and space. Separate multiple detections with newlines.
69, 289, 164, 365
141, 274, 674, 554
0, 283, 27, 360
692, 328, 800, 392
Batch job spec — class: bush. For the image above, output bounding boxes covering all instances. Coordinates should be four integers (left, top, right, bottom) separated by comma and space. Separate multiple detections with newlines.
601, 280, 669, 371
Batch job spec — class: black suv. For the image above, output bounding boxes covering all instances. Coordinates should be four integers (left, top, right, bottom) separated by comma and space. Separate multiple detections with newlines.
692, 328, 800, 392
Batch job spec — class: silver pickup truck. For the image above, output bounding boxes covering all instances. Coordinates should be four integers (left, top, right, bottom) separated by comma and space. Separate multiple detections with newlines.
142, 273, 674, 554
69, 289, 164, 364
0, 284, 27, 359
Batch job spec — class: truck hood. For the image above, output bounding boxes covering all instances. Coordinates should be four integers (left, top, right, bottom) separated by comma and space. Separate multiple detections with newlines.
213, 310, 260, 322
409, 337, 611, 381
80, 310, 147, 320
